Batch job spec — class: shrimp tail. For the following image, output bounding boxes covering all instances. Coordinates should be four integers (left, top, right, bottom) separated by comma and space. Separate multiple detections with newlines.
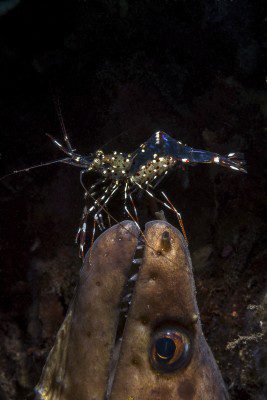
219, 152, 247, 173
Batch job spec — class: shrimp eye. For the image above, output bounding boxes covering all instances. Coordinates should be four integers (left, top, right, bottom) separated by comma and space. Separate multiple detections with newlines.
149, 327, 192, 373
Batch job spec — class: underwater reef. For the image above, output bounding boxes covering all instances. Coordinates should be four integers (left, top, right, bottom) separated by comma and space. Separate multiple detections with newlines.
0, 1, 266, 399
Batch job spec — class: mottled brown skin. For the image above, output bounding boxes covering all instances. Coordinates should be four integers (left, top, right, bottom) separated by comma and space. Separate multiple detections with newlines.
110, 221, 229, 400
35, 220, 229, 400
35, 221, 140, 400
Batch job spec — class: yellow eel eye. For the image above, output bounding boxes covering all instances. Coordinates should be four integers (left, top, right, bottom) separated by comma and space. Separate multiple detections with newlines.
150, 327, 192, 373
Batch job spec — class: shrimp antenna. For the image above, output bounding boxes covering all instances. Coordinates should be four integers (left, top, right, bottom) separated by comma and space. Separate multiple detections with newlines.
0, 157, 69, 182
53, 96, 74, 152
53, 95, 131, 154
101, 128, 132, 151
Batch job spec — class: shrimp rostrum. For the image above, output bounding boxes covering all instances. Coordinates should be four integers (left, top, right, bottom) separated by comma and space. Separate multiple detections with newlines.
45, 130, 246, 257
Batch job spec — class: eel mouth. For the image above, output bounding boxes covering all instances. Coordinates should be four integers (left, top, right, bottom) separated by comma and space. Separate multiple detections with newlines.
104, 233, 145, 400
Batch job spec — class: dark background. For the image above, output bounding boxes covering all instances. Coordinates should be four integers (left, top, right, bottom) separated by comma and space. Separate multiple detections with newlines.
0, 1, 266, 399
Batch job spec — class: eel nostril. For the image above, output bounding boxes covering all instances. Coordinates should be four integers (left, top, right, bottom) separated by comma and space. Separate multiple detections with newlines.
161, 230, 171, 252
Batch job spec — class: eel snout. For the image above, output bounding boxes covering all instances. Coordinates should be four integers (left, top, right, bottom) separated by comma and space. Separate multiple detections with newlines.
35, 220, 229, 400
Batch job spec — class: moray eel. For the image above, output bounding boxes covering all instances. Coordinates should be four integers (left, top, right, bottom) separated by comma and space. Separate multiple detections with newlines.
35, 220, 229, 400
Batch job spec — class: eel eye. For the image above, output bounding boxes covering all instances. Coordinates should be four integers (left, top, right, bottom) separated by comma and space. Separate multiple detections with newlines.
150, 327, 192, 373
